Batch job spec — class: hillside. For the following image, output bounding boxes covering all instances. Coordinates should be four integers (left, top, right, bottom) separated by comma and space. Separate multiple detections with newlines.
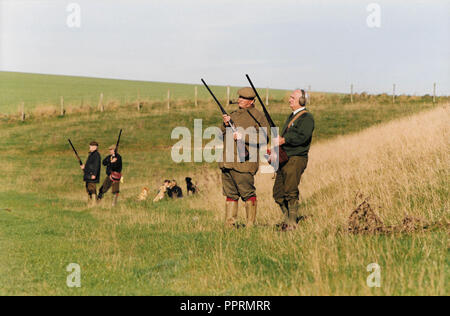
0, 72, 289, 114
0, 101, 448, 295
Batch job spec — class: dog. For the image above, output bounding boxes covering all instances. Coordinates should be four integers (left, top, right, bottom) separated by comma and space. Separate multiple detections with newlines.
168, 180, 183, 199
185, 177, 198, 196
153, 180, 171, 202
138, 187, 150, 201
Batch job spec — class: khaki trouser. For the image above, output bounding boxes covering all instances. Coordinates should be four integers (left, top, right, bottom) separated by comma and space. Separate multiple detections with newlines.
273, 156, 308, 205
221, 168, 256, 201
99, 176, 120, 195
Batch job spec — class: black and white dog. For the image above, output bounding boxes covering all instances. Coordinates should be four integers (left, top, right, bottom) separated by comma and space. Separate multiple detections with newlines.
185, 177, 198, 195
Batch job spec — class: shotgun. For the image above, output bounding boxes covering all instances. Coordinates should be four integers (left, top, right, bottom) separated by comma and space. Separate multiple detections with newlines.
201, 79, 246, 162
201, 79, 238, 132
68, 139, 83, 166
113, 129, 123, 157
245, 74, 289, 166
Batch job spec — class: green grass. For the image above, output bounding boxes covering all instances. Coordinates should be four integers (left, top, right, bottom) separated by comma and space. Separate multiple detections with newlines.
0, 72, 290, 114
0, 72, 448, 295
1, 191, 447, 295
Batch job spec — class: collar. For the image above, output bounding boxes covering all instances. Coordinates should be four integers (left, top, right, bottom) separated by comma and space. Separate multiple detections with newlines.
292, 107, 306, 116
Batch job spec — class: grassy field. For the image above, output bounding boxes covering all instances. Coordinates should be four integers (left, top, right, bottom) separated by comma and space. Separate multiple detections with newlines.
0, 73, 448, 296
0, 72, 292, 114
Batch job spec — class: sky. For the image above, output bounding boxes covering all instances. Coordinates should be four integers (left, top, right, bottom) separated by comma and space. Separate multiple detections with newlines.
0, 0, 449, 95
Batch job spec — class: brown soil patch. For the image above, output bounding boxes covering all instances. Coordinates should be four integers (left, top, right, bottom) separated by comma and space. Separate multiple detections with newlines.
348, 199, 449, 234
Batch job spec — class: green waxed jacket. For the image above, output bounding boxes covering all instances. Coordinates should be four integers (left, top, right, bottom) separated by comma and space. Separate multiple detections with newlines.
281, 110, 315, 158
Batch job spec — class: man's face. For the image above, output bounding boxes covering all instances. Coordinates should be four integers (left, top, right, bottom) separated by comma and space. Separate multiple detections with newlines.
89, 145, 98, 152
238, 97, 255, 109
289, 90, 302, 111
109, 149, 115, 155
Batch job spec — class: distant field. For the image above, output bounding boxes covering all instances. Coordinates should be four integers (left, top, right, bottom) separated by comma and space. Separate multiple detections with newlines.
0, 72, 290, 114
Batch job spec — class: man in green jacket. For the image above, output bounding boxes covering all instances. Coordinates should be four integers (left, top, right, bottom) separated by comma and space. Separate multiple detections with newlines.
221, 87, 270, 228
273, 89, 315, 231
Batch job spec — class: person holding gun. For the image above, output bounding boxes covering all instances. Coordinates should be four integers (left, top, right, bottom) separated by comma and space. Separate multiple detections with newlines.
81, 141, 101, 206
98, 145, 123, 207
273, 89, 315, 232
221, 88, 270, 228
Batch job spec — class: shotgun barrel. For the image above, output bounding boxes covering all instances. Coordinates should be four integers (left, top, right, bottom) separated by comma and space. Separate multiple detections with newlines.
68, 139, 83, 166
246, 74, 277, 134
246, 74, 289, 168
201, 78, 246, 162
201, 79, 238, 133
114, 129, 123, 157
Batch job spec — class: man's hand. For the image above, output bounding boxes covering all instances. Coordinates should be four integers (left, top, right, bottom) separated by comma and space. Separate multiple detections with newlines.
275, 136, 286, 146
267, 149, 277, 164
233, 132, 242, 141
223, 114, 231, 126
81, 164, 85, 170
91, 175, 96, 180
111, 157, 118, 163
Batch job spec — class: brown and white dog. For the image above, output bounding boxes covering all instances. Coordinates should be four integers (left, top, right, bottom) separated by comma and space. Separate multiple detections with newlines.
152, 180, 171, 202
138, 187, 150, 201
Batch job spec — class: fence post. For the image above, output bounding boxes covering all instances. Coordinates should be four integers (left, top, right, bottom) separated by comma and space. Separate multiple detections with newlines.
194, 86, 198, 107
433, 82, 436, 104
60, 96, 65, 116
265, 88, 269, 106
308, 85, 311, 105
226, 86, 230, 106
350, 84, 354, 103
392, 84, 396, 104
98, 93, 104, 112
167, 89, 171, 110
20, 102, 25, 122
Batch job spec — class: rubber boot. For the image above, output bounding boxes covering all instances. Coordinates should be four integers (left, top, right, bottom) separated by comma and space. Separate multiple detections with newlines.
245, 199, 257, 228
225, 200, 238, 227
277, 201, 289, 227
285, 200, 299, 231
112, 194, 119, 207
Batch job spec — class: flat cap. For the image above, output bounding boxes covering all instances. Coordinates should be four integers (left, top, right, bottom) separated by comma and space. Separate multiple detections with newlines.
237, 87, 256, 100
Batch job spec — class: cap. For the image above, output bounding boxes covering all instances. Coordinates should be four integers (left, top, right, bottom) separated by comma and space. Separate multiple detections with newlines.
237, 87, 256, 100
